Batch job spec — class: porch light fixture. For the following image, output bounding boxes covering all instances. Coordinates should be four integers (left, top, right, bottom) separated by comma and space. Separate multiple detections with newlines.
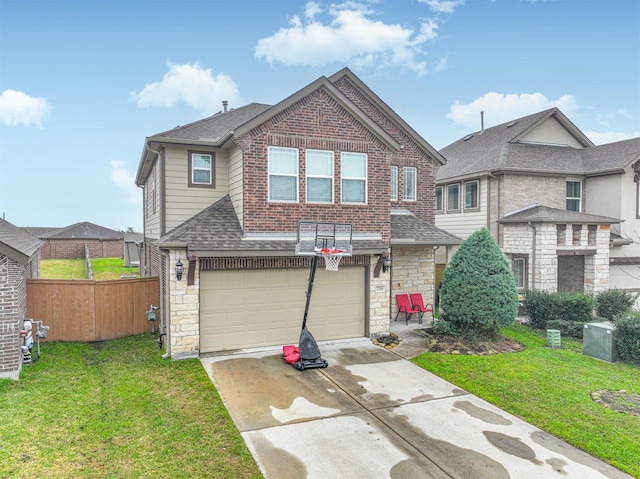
175, 259, 184, 281
382, 251, 392, 273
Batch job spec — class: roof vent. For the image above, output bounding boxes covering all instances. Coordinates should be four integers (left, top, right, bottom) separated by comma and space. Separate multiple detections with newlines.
222, 100, 228, 112
507, 120, 518, 128
463, 134, 474, 141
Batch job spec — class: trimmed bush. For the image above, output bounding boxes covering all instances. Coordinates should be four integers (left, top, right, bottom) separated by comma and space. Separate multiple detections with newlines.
614, 311, 640, 365
525, 290, 594, 329
595, 289, 634, 320
439, 228, 519, 338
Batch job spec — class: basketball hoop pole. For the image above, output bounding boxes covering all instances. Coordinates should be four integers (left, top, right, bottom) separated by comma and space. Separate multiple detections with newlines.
301, 254, 319, 331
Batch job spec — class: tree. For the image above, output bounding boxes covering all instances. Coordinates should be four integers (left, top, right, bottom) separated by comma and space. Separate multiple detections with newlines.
439, 227, 519, 337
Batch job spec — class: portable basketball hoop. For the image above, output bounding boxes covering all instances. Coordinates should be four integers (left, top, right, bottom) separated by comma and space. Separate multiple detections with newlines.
284, 222, 353, 370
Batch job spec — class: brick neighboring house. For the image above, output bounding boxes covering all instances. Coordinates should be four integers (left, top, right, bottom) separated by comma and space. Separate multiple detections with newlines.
436, 107, 639, 299
135, 67, 460, 359
0, 218, 43, 379
23, 222, 124, 259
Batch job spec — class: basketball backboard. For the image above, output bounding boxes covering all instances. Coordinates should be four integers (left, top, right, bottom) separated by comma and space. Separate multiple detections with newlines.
295, 222, 353, 256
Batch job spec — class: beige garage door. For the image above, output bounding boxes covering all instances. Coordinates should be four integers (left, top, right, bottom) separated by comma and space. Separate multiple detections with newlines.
200, 266, 366, 353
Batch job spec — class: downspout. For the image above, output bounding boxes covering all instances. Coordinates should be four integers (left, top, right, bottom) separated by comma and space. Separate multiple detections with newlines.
527, 222, 537, 291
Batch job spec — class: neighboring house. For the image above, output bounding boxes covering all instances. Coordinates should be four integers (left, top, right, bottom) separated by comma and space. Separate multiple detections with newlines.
23, 222, 124, 259
0, 218, 43, 379
436, 107, 640, 301
135, 67, 460, 359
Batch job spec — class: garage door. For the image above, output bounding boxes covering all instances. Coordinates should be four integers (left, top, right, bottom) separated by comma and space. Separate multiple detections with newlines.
200, 266, 365, 353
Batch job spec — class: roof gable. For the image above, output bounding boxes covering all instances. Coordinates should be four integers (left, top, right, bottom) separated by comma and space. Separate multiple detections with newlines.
499, 204, 620, 224
39, 222, 123, 240
0, 218, 43, 265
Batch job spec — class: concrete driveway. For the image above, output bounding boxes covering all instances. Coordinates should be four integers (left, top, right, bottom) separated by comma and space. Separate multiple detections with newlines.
201, 338, 631, 479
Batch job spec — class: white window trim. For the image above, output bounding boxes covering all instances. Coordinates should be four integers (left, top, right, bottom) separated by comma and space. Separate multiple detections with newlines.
435, 185, 443, 212
268, 146, 299, 203
566, 179, 582, 212
464, 180, 479, 210
446, 183, 461, 212
189, 151, 214, 186
390, 166, 398, 201
306, 149, 334, 204
341, 152, 368, 204
403, 167, 417, 202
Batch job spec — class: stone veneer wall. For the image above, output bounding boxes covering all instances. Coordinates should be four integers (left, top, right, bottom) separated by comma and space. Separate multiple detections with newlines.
369, 256, 391, 336
168, 249, 200, 359
502, 223, 611, 293
389, 246, 435, 320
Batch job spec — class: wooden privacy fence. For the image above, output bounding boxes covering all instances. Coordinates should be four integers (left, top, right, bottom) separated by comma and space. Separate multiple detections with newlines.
27, 277, 159, 342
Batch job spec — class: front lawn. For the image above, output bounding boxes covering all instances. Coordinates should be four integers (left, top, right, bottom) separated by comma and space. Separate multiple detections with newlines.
0, 335, 261, 479
412, 325, 640, 477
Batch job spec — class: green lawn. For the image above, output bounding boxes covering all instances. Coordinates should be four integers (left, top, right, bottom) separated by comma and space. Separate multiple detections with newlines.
41, 258, 139, 280
412, 325, 640, 478
0, 335, 261, 479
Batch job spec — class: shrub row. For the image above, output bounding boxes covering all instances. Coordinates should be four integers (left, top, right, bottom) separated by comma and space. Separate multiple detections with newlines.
615, 311, 640, 365
545, 319, 586, 339
525, 290, 594, 330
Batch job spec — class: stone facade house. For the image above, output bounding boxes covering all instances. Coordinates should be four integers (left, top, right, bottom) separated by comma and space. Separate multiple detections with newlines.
135, 68, 460, 359
23, 222, 124, 260
0, 218, 43, 379
436, 107, 639, 300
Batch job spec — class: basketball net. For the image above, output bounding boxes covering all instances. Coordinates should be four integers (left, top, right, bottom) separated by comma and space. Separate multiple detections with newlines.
319, 248, 343, 271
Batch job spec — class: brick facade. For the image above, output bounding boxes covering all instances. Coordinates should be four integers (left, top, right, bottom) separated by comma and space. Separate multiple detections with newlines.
40, 239, 123, 260
0, 253, 39, 379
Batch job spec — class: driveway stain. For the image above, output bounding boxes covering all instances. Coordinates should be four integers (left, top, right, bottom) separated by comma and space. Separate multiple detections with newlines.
249, 434, 308, 479
270, 396, 341, 422
454, 400, 512, 425
483, 431, 543, 465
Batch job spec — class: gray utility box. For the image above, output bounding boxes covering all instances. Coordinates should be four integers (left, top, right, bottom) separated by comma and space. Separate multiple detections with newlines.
583, 321, 619, 363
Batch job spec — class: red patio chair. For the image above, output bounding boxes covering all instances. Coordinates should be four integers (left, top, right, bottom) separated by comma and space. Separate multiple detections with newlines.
395, 293, 420, 325
409, 293, 434, 324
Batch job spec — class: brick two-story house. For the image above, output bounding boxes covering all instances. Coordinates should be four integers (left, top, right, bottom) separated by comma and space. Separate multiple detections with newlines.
135, 68, 460, 359
436, 108, 639, 300
0, 218, 43, 379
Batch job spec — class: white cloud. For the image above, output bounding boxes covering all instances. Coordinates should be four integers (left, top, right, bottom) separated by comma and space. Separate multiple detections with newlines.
446, 92, 580, 130
584, 130, 640, 146
255, 2, 438, 75
418, 0, 465, 14
0, 90, 51, 127
129, 62, 242, 115
110, 160, 140, 204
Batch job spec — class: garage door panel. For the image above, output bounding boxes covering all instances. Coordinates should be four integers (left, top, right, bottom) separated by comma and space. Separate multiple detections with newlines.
200, 266, 365, 353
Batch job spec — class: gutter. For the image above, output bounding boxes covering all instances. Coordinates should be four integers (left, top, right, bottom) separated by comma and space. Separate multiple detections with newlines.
527, 222, 537, 291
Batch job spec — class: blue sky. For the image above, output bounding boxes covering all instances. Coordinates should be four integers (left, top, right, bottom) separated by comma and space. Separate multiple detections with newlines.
1, 0, 638, 232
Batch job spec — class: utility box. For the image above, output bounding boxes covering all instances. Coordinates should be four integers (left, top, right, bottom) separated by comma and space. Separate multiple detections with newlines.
546, 329, 561, 348
583, 321, 618, 363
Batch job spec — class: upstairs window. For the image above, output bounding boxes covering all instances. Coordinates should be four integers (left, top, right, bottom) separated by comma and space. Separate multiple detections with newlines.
446, 183, 460, 211
404, 167, 417, 201
435, 186, 443, 212
464, 180, 479, 209
189, 151, 214, 187
268, 146, 298, 202
566, 180, 582, 212
390, 166, 398, 201
341, 152, 367, 204
306, 149, 334, 203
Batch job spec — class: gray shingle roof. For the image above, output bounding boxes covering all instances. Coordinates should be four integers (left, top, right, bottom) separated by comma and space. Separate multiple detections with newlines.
435, 108, 640, 182
156, 196, 389, 256
0, 218, 43, 265
391, 209, 462, 245
499, 204, 621, 224
35, 222, 123, 240
151, 103, 272, 143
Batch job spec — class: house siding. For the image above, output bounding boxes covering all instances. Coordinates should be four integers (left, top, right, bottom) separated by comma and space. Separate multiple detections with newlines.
228, 145, 244, 229
164, 146, 229, 232
435, 177, 488, 240
145, 158, 162, 239
518, 118, 585, 147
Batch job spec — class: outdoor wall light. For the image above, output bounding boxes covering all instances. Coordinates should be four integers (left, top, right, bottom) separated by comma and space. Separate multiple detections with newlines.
382, 252, 392, 273
175, 259, 184, 281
